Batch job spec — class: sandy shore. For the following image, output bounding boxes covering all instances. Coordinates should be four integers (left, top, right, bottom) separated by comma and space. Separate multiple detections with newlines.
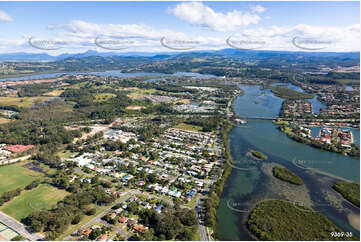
347, 213, 360, 231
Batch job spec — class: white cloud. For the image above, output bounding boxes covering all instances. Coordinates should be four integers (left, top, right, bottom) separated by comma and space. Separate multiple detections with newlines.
48, 20, 187, 40
250, 5, 266, 13
0, 10, 13, 22
1, 20, 359, 53
170, 2, 261, 32
233, 24, 360, 52
41, 20, 210, 54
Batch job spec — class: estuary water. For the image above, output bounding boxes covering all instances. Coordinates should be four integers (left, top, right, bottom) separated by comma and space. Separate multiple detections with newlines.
0, 71, 215, 82
270, 82, 327, 113
216, 84, 360, 240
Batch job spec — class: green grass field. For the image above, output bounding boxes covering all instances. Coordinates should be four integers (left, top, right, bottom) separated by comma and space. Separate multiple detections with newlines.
125, 87, 159, 99
174, 123, 203, 132
0, 96, 52, 108
0, 162, 44, 194
0, 184, 69, 221
43, 89, 64, 97
57, 150, 77, 159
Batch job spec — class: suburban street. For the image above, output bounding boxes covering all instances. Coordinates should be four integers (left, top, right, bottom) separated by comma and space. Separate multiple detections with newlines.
98, 220, 129, 239
197, 127, 223, 241
196, 195, 208, 241
63, 191, 133, 241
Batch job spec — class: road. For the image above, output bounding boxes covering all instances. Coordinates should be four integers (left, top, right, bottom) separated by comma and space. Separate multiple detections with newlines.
0, 211, 43, 241
63, 191, 133, 241
226, 99, 232, 118
197, 128, 224, 241
130, 189, 173, 205
196, 194, 208, 241
0, 155, 31, 166
98, 220, 129, 239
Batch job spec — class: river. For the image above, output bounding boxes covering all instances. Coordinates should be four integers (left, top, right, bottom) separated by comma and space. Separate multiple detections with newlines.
270, 82, 327, 113
216, 84, 360, 240
0, 71, 216, 82
1, 71, 359, 239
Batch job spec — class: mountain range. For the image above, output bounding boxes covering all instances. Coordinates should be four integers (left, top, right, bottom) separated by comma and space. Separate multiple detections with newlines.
0, 49, 359, 62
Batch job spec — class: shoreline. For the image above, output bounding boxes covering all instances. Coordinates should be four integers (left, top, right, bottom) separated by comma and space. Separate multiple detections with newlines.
277, 125, 359, 157
0, 70, 61, 81
215, 84, 360, 240
212, 90, 242, 239
302, 124, 360, 130
244, 198, 359, 241
0, 70, 220, 82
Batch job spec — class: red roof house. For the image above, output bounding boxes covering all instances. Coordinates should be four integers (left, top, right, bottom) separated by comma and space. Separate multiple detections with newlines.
6, 145, 35, 153
98, 234, 107, 241
133, 224, 148, 233
119, 216, 128, 223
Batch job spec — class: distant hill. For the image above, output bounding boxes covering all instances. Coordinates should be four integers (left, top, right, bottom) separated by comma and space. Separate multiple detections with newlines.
0, 49, 359, 62
0, 50, 177, 62
0, 52, 56, 62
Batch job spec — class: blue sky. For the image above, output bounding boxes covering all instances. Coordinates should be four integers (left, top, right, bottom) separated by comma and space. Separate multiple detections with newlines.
0, 1, 359, 54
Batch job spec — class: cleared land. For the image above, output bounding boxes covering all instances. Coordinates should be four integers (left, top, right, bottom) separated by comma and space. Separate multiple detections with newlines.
0, 96, 52, 108
0, 184, 68, 221
0, 162, 43, 194
0, 117, 10, 124
43, 89, 64, 97
175, 99, 191, 104
125, 105, 145, 110
125, 88, 158, 99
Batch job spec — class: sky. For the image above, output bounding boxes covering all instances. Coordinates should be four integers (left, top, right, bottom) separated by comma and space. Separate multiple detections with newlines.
0, 1, 359, 54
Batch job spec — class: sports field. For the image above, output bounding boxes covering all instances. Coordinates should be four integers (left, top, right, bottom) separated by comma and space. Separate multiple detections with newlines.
0, 222, 19, 241
174, 123, 203, 132
0, 184, 69, 221
0, 162, 43, 194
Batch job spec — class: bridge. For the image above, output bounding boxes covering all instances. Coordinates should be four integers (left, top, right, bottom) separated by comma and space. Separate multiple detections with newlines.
242, 116, 276, 120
